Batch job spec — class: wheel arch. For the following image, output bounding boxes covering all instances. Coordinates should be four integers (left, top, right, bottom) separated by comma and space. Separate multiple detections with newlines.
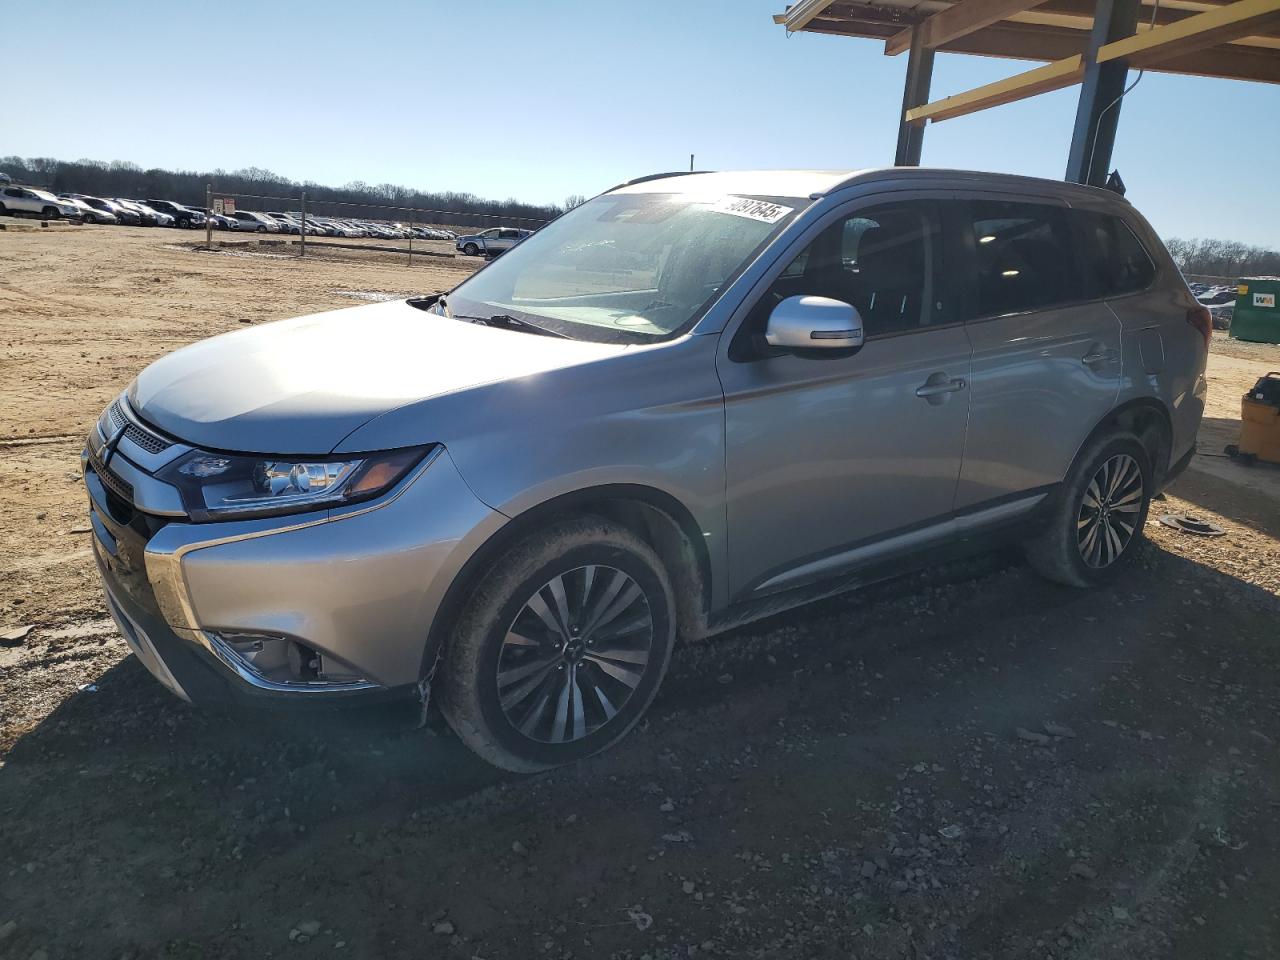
1074, 397, 1174, 488
422, 484, 712, 680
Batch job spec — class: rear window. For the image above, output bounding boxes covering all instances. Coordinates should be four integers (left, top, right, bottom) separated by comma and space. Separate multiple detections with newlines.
968, 200, 1078, 318
1073, 210, 1156, 298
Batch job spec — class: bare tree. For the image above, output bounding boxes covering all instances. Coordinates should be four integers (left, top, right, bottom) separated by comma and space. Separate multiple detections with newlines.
1167, 237, 1280, 279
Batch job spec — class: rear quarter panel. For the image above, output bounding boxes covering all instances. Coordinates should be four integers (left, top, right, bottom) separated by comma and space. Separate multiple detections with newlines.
1087, 202, 1207, 466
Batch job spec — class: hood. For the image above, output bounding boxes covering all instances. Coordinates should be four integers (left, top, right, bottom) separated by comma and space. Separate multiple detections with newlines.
129, 299, 626, 455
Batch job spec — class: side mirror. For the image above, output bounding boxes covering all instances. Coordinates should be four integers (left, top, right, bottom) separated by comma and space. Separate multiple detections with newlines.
764, 295, 864, 351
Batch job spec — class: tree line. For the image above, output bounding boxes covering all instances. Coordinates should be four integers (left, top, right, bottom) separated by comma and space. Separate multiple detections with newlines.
1166, 237, 1280, 280
0, 155, 572, 229
5, 155, 1276, 269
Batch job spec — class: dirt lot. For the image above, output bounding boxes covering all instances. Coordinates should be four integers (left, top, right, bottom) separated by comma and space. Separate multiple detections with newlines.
2, 225, 1280, 960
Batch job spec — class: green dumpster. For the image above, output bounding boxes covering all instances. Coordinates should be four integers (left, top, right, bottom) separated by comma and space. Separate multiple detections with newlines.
1231, 277, 1280, 344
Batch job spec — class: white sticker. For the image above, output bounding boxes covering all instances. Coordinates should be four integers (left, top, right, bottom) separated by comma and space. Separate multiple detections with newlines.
1254, 292, 1275, 308
709, 196, 793, 224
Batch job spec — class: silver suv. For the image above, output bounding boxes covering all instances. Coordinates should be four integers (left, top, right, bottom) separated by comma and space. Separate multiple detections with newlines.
85, 169, 1208, 771
455, 226, 532, 256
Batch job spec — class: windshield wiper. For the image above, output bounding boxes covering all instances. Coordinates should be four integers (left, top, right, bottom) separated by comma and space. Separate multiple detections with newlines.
453, 313, 569, 339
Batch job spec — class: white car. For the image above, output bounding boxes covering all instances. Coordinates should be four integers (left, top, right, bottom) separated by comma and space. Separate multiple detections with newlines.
265, 212, 305, 234
139, 203, 175, 228
0, 185, 79, 219
229, 211, 280, 233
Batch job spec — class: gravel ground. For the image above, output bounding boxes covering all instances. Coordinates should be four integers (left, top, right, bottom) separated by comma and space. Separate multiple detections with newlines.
2, 226, 1279, 959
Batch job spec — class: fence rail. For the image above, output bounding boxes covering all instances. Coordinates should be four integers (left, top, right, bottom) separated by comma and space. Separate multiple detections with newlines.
201, 184, 542, 262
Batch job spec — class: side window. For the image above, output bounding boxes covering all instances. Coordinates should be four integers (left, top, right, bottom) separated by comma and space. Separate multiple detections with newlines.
968, 200, 1077, 317
499, 228, 518, 239
1073, 210, 1156, 297
752, 201, 945, 338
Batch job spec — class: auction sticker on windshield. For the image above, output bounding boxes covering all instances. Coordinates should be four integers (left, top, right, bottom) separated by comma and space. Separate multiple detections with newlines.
709, 196, 793, 224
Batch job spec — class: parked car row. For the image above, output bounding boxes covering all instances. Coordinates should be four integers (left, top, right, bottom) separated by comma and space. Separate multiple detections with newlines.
0, 184, 209, 229
203, 209, 459, 242
1190, 281, 1238, 329
2, 180, 537, 251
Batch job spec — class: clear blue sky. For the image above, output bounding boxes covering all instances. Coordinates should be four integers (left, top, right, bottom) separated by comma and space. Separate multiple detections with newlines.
6, 0, 1277, 246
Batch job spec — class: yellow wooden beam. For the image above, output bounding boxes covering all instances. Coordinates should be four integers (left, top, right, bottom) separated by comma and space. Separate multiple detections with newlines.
1097, 0, 1280, 66
885, 0, 1055, 56
905, 54, 1085, 123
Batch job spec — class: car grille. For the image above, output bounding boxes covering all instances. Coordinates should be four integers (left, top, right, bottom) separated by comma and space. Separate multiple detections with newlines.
107, 400, 172, 454
125, 422, 170, 455
87, 445, 135, 504
105, 399, 127, 433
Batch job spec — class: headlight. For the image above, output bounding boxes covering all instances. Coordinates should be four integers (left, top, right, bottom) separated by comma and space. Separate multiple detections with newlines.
159, 446, 431, 522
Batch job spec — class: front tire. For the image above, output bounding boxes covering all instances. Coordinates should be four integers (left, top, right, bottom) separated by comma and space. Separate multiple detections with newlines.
1025, 431, 1152, 587
439, 517, 676, 772
463, 242, 479, 256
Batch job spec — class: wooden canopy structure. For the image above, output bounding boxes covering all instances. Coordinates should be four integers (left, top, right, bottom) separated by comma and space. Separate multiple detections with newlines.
774, 0, 1280, 184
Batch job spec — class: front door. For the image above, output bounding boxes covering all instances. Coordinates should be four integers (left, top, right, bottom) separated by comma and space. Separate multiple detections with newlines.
718, 199, 972, 598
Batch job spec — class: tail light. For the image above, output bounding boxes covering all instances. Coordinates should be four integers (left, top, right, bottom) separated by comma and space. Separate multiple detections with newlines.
1187, 304, 1212, 348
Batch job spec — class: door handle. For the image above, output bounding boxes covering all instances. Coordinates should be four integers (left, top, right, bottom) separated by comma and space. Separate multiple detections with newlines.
915, 376, 967, 399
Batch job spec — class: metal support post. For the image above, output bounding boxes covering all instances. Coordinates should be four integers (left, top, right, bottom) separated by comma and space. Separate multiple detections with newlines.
1065, 0, 1140, 185
894, 26, 935, 166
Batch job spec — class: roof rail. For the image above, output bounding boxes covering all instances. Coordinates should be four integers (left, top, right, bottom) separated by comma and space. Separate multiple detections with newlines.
603, 170, 715, 193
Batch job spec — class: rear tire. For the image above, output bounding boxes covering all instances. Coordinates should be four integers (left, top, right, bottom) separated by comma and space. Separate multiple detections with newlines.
1025, 430, 1152, 587
42, 206, 59, 220
439, 517, 676, 772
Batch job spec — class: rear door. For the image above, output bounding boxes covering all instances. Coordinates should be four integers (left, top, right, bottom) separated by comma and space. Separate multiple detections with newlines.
952, 196, 1122, 509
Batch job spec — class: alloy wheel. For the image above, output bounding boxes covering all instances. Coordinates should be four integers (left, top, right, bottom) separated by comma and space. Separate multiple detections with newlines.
496, 564, 654, 744
1077, 453, 1144, 568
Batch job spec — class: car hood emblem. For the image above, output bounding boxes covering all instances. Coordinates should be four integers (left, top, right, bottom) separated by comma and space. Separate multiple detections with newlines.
102, 423, 127, 467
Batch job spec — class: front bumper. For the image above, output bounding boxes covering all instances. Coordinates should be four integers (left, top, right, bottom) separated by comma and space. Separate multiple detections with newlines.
83, 407, 505, 706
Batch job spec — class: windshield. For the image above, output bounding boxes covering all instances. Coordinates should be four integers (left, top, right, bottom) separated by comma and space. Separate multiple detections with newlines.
442, 191, 804, 343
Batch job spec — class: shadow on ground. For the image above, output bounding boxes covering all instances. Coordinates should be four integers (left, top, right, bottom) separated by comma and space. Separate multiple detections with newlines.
2, 542, 1279, 960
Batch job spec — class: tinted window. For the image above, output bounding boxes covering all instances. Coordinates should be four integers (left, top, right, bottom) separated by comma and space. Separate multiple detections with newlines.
1073, 210, 1156, 297
969, 200, 1077, 317
753, 202, 946, 338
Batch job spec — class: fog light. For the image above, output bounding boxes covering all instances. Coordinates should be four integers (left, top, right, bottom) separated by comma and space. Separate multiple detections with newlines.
212, 633, 371, 688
